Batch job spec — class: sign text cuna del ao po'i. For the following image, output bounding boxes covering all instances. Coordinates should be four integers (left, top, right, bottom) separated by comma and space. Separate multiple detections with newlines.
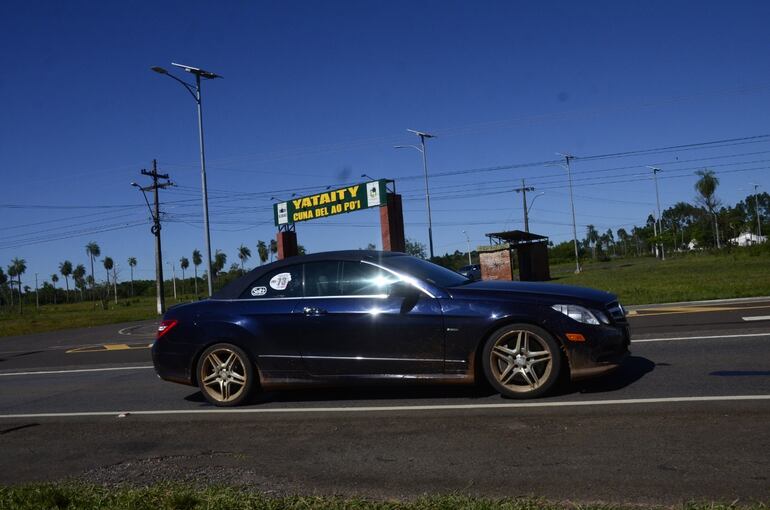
274, 180, 389, 226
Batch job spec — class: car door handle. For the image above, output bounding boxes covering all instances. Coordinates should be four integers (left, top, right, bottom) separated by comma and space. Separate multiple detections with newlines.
303, 306, 327, 316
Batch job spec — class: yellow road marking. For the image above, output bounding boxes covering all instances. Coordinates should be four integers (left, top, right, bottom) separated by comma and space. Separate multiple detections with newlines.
66, 343, 153, 354
630, 304, 770, 318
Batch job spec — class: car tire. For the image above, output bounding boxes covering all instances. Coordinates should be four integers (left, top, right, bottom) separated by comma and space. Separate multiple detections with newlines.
482, 323, 562, 399
196, 343, 256, 407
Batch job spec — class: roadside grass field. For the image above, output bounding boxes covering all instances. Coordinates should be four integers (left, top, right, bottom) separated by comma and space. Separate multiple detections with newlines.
1, 248, 768, 337
550, 249, 770, 305
0, 296, 191, 338
0, 485, 766, 510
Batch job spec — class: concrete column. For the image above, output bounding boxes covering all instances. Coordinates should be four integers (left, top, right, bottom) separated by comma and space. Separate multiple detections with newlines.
379, 193, 406, 252
277, 230, 298, 260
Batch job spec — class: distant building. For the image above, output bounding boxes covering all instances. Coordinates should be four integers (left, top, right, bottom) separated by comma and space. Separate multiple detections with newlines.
729, 232, 767, 246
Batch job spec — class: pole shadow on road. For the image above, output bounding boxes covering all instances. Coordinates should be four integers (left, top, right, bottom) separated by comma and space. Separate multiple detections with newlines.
183, 356, 655, 406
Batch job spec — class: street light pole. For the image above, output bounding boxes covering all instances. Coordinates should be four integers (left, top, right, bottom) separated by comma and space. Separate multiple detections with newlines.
556, 153, 581, 273
152, 63, 221, 297
647, 166, 665, 260
752, 183, 762, 237
396, 130, 436, 259
462, 230, 472, 265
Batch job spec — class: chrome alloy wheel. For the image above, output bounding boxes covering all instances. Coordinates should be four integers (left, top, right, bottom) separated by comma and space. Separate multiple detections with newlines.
489, 329, 553, 393
199, 348, 248, 403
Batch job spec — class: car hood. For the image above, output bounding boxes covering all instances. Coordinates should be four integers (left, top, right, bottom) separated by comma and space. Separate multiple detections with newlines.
449, 280, 616, 305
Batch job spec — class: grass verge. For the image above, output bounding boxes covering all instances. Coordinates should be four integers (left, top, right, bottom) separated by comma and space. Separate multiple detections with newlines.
2, 248, 769, 337
0, 484, 766, 510
550, 249, 770, 305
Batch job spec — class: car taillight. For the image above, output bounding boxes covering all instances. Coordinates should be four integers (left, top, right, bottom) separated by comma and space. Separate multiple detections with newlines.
157, 319, 178, 340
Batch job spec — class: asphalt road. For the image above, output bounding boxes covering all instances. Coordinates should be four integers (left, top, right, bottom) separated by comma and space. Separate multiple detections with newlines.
1, 297, 769, 504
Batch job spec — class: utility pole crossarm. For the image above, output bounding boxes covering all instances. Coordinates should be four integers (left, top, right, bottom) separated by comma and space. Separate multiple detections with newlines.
513, 179, 536, 233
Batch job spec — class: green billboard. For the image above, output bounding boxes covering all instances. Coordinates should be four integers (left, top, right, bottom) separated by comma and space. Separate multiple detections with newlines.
274, 179, 389, 226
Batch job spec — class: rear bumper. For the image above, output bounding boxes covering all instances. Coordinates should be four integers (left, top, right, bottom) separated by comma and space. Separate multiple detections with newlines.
563, 324, 631, 381
151, 340, 196, 386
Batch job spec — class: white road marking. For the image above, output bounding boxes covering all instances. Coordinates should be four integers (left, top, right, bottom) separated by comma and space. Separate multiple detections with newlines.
1, 395, 769, 419
0, 365, 154, 377
742, 316, 770, 322
633, 332, 770, 343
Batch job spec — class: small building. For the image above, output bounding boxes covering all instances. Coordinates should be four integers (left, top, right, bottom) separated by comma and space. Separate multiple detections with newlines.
478, 230, 551, 282
729, 232, 767, 246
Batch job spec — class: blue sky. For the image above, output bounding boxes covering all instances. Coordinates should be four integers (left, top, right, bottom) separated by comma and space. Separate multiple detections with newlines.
2, 1, 770, 285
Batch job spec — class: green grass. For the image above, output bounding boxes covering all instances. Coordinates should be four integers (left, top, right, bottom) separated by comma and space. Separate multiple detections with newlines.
0, 484, 765, 510
0, 296, 195, 338
2, 248, 769, 337
550, 248, 770, 305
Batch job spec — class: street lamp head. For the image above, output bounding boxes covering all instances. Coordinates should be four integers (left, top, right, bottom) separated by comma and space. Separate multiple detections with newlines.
130, 182, 139, 187
151, 66, 168, 75
171, 62, 222, 79
407, 129, 435, 139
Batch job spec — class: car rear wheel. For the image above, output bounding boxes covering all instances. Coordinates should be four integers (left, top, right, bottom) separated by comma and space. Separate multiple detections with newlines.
482, 324, 562, 399
197, 343, 255, 407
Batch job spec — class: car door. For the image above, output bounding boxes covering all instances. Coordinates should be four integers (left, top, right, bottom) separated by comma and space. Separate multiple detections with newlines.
234, 264, 305, 377
297, 260, 445, 376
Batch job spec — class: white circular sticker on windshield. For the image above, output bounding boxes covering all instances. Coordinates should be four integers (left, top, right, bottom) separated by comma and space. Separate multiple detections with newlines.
269, 272, 292, 291
250, 286, 267, 297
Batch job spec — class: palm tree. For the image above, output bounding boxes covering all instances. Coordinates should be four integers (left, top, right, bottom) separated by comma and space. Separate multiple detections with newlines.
0, 267, 8, 310
213, 250, 227, 278
103, 256, 114, 302
695, 169, 722, 249
85, 242, 100, 307
180, 257, 189, 296
59, 260, 73, 303
73, 264, 86, 301
10, 257, 26, 314
257, 240, 268, 265
269, 239, 277, 262
585, 225, 599, 259
192, 250, 202, 297
237, 244, 251, 272
127, 257, 137, 297
51, 274, 59, 304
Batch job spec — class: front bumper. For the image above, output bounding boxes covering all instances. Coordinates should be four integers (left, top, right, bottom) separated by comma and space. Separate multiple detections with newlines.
562, 323, 631, 381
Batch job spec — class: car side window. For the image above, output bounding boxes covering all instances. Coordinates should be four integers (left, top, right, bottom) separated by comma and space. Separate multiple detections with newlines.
303, 261, 341, 297
340, 261, 398, 296
240, 265, 303, 299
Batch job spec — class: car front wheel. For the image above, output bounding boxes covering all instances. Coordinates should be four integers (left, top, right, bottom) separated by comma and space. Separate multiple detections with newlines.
196, 343, 255, 407
482, 324, 562, 399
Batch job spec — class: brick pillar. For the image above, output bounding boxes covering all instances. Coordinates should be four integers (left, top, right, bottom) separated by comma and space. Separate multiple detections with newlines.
276, 230, 298, 260
379, 193, 406, 252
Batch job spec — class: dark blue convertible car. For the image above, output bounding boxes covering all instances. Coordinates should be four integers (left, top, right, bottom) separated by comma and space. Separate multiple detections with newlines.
152, 250, 629, 406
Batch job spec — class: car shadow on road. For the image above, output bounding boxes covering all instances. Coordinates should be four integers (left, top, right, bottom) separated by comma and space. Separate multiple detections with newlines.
556, 355, 655, 396
184, 356, 655, 406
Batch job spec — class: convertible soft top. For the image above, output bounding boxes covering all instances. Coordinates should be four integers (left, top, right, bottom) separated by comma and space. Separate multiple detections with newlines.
212, 250, 405, 299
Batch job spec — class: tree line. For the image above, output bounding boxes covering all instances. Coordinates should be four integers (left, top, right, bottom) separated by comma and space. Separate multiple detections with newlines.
550, 170, 768, 263
0, 238, 310, 314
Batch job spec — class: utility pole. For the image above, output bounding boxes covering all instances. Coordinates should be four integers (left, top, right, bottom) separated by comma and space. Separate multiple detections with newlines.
133, 160, 173, 315
752, 183, 763, 237
514, 179, 536, 233
557, 153, 581, 273
35, 273, 39, 310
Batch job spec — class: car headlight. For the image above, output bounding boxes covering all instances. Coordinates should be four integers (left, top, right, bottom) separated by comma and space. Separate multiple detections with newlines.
551, 304, 609, 325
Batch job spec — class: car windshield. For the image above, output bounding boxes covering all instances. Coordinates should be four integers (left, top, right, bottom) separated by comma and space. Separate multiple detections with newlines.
384, 255, 470, 288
